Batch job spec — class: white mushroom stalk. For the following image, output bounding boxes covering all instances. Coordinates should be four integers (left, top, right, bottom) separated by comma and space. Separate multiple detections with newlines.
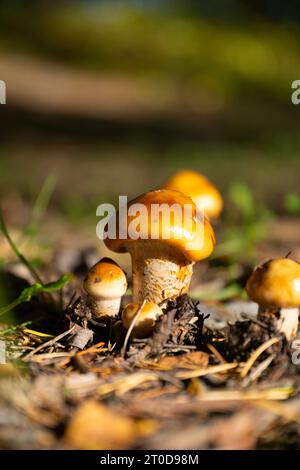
275, 308, 299, 341
259, 306, 299, 342
87, 297, 123, 319
128, 243, 194, 304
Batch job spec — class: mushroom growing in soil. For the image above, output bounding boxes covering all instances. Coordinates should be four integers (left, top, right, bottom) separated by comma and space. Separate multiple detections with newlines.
162, 169, 223, 219
104, 189, 216, 304
246, 258, 300, 341
83, 258, 127, 319
122, 301, 163, 338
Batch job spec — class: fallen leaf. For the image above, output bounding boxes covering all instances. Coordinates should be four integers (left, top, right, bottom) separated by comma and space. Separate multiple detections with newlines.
64, 400, 137, 450
68, 326, 94, 350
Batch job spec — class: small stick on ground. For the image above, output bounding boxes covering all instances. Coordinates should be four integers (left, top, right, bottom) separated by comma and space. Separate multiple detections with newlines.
240, 337, 280, 378
121, 300, 147, 358
23, 325, 76, 360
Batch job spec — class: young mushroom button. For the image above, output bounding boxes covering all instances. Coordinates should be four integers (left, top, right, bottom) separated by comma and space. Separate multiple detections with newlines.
246, 258, 300, 341
163, 170, 223, 219
104, 189, 216, 304
122, 301, 163, 338
83, 258, 127, 319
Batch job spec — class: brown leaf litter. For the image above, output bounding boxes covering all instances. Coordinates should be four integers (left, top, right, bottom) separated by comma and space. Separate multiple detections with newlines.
1, 291, 300, 449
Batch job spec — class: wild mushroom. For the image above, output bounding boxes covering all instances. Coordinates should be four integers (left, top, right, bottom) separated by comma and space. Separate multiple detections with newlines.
162, 169, 223, 219
122, 301, 163, 338
104, 189, 216, 303
83, 257, 127, 319
246, 258, 300, 341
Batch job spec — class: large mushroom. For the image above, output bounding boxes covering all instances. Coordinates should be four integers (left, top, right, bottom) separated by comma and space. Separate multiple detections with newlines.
162, 169, 223, 219
83, 258, 127, 319
246, 258, 300, 341
104, 189, 216, 304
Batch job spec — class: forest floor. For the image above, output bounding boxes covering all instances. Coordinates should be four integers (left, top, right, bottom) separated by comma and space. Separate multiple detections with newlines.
0, 217, 300, 450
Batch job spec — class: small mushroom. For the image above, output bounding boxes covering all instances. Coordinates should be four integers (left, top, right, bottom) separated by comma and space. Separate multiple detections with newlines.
83, 258, 127, 319
246, 258, 300, 341
163, 169, 223, 219
122, 301, 163, 338
104, 189, 216, 303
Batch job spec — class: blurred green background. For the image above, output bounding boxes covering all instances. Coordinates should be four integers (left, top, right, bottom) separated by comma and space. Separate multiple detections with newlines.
0, 0, 300, 231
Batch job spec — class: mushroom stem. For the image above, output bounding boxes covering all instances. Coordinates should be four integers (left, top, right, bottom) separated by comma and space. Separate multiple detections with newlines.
128, 243, 194, 303
258, 306, 299, 341
277, 308, 299, 341
87, 297, 122, 319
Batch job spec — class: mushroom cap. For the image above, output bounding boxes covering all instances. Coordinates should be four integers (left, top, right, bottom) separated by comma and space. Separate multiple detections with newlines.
83, 258, 127, 300
246, 258, 300, 309
122, 301, 162, 337
163, 170, 223, 218
104, 189, 216, 262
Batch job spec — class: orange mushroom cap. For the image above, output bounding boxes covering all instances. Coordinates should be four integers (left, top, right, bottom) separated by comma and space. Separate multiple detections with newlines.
163, 170, 223, 219
104, 189, 216, 262
83, 258, 127, 300
122, 301, 162, 338
246, 258, 300, 309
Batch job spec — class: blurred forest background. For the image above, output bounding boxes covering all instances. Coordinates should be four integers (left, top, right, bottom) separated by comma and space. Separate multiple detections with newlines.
0, 0, 300, 252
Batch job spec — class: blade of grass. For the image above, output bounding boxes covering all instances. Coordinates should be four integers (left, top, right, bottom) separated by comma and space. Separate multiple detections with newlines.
190, 283, 244, 301
240, 337, 280, 378
195, 386, 293, 402
0, 274, 70, 317
121, 300, 146, 358
0, 209, 44, 284
176, 362, 238, 379
22, 328, 54, 338
23, 173, 57, 239
23, 325, 76, 360
0, 320, 32, 336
